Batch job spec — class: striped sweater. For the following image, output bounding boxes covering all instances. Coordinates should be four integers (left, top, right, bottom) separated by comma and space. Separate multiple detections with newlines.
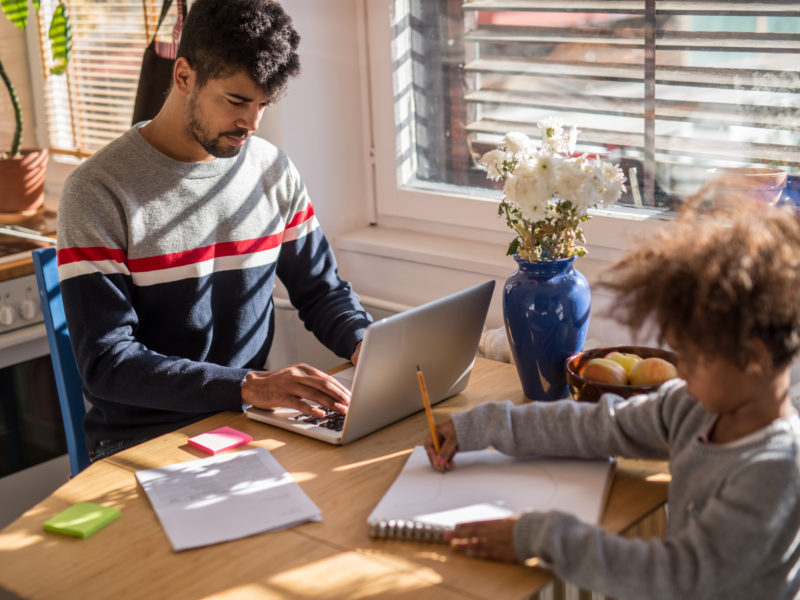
56, 126, 371, 450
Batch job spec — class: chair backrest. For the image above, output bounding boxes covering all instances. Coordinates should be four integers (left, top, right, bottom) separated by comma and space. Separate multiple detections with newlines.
32, 247, 90, 477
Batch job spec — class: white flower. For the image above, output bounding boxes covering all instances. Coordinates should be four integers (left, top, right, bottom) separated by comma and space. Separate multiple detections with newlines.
564, 126, 579, 155
502, 132, 533, 157
555, 156, 588, 207
504, 156, 556, 221
479, 148, 508, 181
538, 118, 563, 153
485, 118, 626, 261
538, 118, 580, 155
598, 162, 626, 205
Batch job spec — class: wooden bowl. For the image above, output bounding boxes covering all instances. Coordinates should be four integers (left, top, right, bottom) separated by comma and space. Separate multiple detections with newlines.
564, 345, 678, 403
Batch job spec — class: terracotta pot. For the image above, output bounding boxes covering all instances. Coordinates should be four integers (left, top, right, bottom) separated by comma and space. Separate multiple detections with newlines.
0, 148, 49, 214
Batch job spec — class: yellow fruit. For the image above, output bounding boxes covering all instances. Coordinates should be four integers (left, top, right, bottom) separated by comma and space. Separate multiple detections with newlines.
604, 351, 643, 374
581, 357, 628, 385
628, 357, 678, 386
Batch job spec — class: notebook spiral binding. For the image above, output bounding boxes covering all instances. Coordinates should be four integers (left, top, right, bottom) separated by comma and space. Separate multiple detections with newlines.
368, 520, 450, 544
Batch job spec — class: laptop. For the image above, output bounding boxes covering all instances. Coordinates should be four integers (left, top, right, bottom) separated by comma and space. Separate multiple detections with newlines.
245, 280, 495, 444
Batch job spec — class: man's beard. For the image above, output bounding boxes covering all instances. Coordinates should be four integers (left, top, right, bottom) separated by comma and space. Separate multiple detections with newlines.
187, 93, 251, 158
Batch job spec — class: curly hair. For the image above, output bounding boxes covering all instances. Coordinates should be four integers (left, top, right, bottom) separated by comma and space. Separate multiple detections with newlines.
599, 207, 800, 369
177, 0, 300, 98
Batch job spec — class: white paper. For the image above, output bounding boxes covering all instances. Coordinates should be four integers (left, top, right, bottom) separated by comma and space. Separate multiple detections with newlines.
368, 446, 613, 528
136, 447, 321, 551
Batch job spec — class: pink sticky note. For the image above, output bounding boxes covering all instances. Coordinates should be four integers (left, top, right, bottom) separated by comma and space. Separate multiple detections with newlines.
188, 426, 253, 455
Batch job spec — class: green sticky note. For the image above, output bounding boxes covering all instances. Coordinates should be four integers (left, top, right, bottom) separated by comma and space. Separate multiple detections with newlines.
43, 502, 120, 538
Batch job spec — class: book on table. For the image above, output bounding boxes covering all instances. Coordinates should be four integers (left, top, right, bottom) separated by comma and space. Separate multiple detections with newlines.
367, 446, 615, 542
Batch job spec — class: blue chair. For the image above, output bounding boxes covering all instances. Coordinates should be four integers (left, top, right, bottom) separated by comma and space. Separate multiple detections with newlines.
32, 247, 90, 477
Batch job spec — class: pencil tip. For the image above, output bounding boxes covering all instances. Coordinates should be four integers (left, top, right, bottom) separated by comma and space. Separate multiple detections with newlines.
416, 364, 420, 371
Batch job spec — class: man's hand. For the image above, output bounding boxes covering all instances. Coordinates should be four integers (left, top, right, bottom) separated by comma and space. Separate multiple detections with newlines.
350, 341, 363, 366
425, 418, 459, 472
447, 517, 519, 563
241, 363, 351, 417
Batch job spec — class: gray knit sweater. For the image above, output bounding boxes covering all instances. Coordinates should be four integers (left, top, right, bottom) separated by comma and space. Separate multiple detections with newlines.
452, 379, 800, 600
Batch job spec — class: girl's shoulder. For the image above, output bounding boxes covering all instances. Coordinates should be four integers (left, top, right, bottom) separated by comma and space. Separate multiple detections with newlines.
655, 379, 715, 439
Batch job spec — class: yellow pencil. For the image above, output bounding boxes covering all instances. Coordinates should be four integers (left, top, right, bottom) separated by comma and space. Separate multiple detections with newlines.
416, 365, 440, 454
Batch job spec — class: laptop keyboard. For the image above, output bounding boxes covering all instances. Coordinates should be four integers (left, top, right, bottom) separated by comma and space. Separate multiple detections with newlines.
284, 368, 353, 433
290, 407, 346, 432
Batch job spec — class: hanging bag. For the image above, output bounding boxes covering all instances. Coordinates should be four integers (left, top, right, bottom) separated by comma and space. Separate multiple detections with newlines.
131, 0, 185, 125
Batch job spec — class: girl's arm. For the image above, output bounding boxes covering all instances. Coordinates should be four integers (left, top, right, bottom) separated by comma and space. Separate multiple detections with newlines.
512, 454, 800, 599
451, 380, 685, 460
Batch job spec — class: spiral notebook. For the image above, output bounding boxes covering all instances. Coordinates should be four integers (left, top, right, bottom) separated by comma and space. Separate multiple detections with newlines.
367, 446, 614, 542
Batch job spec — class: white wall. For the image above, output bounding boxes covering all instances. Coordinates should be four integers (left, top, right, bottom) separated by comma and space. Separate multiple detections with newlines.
269, 0, 373, 240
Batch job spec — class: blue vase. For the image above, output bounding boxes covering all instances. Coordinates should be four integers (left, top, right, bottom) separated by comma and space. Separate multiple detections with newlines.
503, 255, 590, 401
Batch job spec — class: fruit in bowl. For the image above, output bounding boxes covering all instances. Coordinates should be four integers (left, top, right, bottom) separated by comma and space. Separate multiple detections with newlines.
565, 345, 679, 403
581, 358, 628, 385
604, 351, 642, 373
628, 357, 679, 386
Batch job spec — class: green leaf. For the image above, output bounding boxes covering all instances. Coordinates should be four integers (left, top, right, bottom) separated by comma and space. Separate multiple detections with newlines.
48, 2, 71, 76
507, 238, 520, 256
1, 0, 28, 30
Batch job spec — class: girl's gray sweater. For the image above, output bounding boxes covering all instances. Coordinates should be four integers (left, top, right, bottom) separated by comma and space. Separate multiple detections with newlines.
452, 379, 800, 600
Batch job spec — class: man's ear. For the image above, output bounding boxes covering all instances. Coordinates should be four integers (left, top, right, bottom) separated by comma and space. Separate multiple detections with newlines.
173, 57, 194, 96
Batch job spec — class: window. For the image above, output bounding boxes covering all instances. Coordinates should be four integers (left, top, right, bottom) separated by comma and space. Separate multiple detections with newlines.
35, 0, 181, 159
366, 1, 800, 236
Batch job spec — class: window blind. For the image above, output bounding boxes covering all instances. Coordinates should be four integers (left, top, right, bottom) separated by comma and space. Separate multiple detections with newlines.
453, 0, 800, 207
36, 0, 180, 158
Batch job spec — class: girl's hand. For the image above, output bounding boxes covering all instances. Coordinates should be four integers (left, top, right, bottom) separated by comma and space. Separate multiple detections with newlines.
448, 517, 519, 563
425, 419, 459, 471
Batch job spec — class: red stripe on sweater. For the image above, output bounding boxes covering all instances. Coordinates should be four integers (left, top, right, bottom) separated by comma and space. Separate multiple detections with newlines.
58, 246, 127, 266
128, 231, 284, 272
57, 204, 316, 273
287, 204, 314, 229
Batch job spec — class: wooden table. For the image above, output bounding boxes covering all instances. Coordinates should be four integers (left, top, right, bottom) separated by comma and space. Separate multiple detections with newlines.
0, 358, 669, 600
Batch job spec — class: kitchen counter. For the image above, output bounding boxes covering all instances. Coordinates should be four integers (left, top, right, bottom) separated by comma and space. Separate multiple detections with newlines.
0, 208, 57, 282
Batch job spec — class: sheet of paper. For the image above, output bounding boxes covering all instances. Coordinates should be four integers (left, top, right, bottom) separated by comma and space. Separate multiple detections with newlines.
368, 446, 613, 528
136, 447, 321, 551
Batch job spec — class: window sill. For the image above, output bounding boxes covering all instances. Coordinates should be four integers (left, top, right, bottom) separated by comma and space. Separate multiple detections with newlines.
336, 203, 673, 282
335, 226, 515, 279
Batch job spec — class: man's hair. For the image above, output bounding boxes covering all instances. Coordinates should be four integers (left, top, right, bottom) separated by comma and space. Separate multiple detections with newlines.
177, 0, 300, 97
600, 207, 800, 369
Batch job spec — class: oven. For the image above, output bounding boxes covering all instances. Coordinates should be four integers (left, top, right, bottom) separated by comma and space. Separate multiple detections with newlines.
0, 220, 67, 481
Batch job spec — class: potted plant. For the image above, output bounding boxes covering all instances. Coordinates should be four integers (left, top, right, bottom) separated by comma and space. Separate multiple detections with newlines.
479, 120, 626, 400
0, 0, 71, 217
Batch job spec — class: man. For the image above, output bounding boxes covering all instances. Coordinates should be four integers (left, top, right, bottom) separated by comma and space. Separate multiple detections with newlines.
56, 0, 372, 460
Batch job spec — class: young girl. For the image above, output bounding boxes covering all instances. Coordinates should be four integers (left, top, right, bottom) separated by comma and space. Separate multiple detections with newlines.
426, 206, 800, 599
